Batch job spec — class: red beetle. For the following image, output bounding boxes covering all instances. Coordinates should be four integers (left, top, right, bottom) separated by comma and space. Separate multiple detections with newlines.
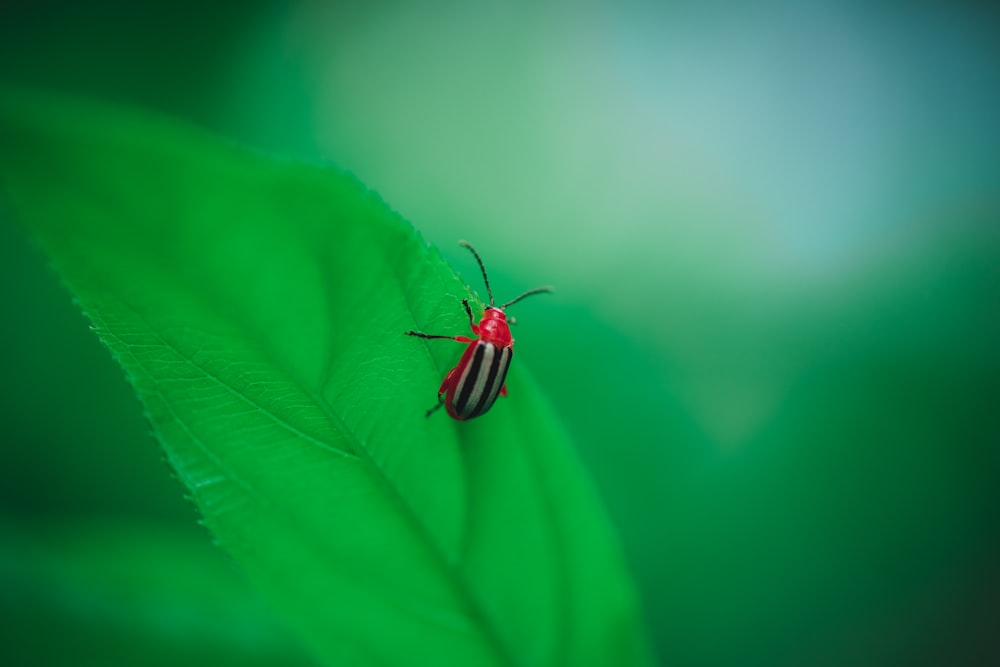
406, 241, 552, 420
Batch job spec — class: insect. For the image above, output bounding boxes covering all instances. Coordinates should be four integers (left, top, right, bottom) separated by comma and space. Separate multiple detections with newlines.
405, 241, 553, 420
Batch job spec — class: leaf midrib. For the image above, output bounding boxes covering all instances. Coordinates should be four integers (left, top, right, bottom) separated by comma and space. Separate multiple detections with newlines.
105, 281, 521, 667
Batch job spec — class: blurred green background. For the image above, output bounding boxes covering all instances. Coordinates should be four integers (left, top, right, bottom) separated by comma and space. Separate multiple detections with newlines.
2, 1, 998, 665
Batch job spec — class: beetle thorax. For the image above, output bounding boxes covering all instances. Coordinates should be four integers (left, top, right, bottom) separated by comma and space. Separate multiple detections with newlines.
478, 308, 513, 346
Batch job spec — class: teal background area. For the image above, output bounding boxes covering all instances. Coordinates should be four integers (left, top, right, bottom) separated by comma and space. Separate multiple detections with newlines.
2, 1, 998, 665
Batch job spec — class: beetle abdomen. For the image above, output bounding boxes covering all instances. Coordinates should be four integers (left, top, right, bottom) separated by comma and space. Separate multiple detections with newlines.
449, 342, 512, 420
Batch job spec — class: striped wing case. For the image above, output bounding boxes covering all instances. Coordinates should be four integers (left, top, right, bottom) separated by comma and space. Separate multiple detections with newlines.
445, 342, 513, 420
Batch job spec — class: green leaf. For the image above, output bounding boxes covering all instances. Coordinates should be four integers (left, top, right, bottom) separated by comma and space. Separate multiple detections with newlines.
0, 519, 318, 667
0, 90, 652, 667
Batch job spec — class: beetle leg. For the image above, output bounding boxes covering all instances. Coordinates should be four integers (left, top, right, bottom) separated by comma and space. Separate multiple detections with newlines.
405, 331, 475, 344
425, 366, 460, 418
425, 395, 445, 418
437, 365, 461, 396
461, 299, 480, 335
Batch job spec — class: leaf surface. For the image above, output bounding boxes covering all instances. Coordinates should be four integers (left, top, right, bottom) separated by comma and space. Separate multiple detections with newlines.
0, 519, 317, 667
0, 90, 652, 667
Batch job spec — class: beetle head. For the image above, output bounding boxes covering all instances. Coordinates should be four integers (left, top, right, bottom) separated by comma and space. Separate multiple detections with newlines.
478, 307, 513, 346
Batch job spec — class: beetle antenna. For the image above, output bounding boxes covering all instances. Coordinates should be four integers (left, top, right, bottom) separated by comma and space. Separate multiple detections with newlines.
500, 286, 554, 310
459, 240, 495, 306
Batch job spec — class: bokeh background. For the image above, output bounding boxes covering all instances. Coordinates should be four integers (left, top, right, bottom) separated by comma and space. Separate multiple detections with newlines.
2, 1, 998, 665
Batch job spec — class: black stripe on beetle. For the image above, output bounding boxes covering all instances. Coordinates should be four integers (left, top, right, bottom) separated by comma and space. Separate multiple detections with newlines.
453, 343, 488, 418
472, 345, 512, 417
452, 343, 512, 419
404, 241, 552, 421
